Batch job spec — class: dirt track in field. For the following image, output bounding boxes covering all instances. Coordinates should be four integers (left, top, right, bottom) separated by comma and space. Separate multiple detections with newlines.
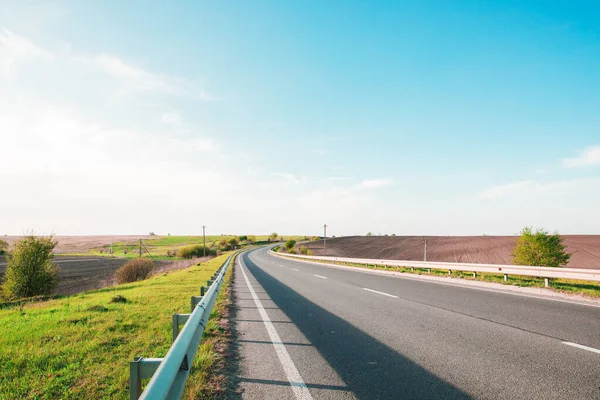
304, 235, 600, 269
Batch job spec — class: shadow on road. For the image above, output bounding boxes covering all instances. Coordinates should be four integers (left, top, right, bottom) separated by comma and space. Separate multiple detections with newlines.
242, 252, 472, 400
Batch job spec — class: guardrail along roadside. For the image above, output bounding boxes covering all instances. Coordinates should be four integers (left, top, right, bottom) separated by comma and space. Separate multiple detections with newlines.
129, 252, 237, 400
272, 250, 600, 287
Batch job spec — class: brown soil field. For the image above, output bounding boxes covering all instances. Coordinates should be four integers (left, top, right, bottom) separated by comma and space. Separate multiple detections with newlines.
0, 254, 213, 296
304, 235, 600, 270
0, 235, 153, 254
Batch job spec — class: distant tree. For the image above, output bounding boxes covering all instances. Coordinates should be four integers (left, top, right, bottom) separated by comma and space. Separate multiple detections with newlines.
366, 232, 374, 237
149, 232, 156, 236
269, 232, 278, 242
238, 235, 248, 242
228, 238, 239, 249
247, 235, 257, 244
285, 239, 296, 250
512, 227, 571, 268
0, 239, 8, 255
2, 235, 59, 299
391, 233, 396, 236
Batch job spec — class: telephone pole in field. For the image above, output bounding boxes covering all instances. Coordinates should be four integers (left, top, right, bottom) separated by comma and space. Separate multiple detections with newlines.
203, 225, 206, 258
422, 237, 427, 262
324, 224, 327, 256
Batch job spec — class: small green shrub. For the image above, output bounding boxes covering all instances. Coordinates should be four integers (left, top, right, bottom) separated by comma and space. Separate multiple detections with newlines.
300, 245, 309, 255
287, 247, 297, 254
109, 295, 128, 303
177, 245, 216, 259
2, 235, 59, 300
285, 240, 296, 250
116, 259, 154, 284
0, 239, 8, 255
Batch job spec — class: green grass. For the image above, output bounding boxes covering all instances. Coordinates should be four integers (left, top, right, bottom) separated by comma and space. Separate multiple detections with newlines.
82, 235, 305, 259
288, 257, 600, 299
0, 253, 233, 399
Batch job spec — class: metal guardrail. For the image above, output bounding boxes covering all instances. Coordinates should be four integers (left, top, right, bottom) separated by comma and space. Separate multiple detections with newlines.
129, 253, 235, 400
271, 250, 600, 287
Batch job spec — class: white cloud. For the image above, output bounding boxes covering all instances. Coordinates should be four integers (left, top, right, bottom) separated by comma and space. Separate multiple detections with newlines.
161, 111, 183, 125
563, 145, 600, 168
355, 178, 394, 190
0, 28, 53, 78
75, 53, 211, 98
272, 172, 302, 185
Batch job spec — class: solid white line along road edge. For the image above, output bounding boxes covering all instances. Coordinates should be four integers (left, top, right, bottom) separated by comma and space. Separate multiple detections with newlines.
239, 259, 314, 400
562, 342, 600, 355
363, 288, 399, 299
313, 274, 327, 279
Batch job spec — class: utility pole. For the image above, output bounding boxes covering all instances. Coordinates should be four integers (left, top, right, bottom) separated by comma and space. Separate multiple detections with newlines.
324, 224, 327, 256
203, 225, 206, 258
422, 237, 427, 262
139, 238, 142, 258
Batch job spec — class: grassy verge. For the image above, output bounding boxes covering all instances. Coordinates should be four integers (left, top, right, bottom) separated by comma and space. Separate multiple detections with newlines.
283, 256, 600, 299
0, 253, 232, 399
183, 253, 235, 399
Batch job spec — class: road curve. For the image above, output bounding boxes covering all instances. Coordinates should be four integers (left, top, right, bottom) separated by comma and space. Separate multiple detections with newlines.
232, 247, 600, 399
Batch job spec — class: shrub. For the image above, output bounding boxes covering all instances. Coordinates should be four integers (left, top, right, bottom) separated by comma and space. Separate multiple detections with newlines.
285, 240, 296, 250
228, 238, 239, 249
116, 259, 154, 284
176, 245, 216, 259
300, 245, 309, 255
247, 236, 257, 244
109, 295, 128, 303
238, 235, 248, 242
287, 247, 297, 254
512, 227, 571, 267
2, 235, 59, 300
0, 239, 8, 255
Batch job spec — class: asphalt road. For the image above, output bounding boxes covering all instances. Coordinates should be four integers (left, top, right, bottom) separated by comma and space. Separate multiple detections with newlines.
0, 255, 128, 295
233, 247, 600, 399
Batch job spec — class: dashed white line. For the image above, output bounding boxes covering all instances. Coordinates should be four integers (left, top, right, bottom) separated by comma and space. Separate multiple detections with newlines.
292, 268, 299, 271
239, 259, 313, 400
313, 274, 327, 279
562, 342, 600, 355
363, 288, 399, 298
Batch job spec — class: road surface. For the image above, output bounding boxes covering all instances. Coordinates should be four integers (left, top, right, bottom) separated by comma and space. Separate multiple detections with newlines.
233, 247, 600, 399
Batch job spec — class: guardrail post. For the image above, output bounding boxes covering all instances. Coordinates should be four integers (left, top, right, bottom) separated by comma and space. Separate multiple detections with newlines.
472, 272, 476, 278
172, 314, 191, 341
504, 274, 508, 282
130, 357, 142, 400
129, 357, 164, 400
201, 286, 208, 296
545, 278, 549, 288
411, 267, 415, 272
207, 279, 214, 286
191, 296, 203, 312
448, 269, 452, 275
427, 268, 431, 273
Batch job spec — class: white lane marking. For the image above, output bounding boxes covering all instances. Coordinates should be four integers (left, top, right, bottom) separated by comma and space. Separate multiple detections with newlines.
271, 254, 600, 310
292, 268, 299, 271
239, 260, 313, 400
313, 274, 327, 279
363, 288, 399, 299
562, 342, 600, 355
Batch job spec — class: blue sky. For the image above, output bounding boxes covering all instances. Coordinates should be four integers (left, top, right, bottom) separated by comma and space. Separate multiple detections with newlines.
1, 1, 599, 236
